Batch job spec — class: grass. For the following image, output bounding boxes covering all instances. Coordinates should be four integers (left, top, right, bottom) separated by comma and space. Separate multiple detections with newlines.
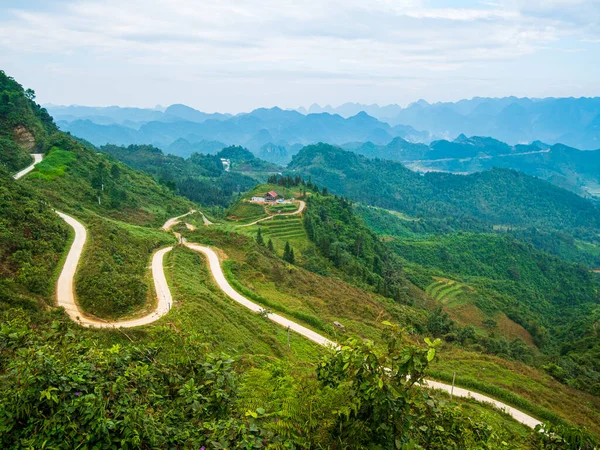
188, 225, 600, 438
180, 224, 428, 346
244, 215, 310, 257
426, 278, 469, 305
74, 213, 176, 319
265, 203, 299, 214
29, 147, 77, 180
226, 201, 267, 222
163, 245, 323, 363
433, 390, 535, 449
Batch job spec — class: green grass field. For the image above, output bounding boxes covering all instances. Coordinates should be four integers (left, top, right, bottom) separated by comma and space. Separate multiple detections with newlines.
430, 348, 600, 436
226, 201, 267, 222
163, 245, 323, 363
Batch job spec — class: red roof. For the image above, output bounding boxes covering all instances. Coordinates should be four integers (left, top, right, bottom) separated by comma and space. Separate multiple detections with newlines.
267, 191, 278, 197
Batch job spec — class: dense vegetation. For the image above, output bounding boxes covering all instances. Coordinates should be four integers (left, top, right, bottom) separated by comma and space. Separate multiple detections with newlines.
0, 169, 69, 311
303, 194, 410, 304
75, 216, 175, 318
3, 312, 561, 449
289, 143, 600, 232
289, 143, 600, 268
356, 205, 600, 396
101, 144, 258, 207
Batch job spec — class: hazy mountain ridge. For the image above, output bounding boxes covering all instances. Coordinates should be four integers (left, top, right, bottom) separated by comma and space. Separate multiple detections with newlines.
302, 97, 600, 149
54, 106, 429, 160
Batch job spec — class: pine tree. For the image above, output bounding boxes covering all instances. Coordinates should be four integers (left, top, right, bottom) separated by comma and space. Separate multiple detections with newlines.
256, 227, 264, 246
267, 239, 274, 252
283, 241, 295, 264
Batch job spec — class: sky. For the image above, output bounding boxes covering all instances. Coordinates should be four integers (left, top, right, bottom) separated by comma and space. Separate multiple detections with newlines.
0, 0, 599, 113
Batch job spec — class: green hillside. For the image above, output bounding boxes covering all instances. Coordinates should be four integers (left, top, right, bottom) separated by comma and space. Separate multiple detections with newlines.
288, 143, 600, 232
3, 71, 600, 448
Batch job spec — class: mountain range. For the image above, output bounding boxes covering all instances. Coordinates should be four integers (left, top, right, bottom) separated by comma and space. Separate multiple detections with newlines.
52, 106, 428, 158
303, 97, 600, 150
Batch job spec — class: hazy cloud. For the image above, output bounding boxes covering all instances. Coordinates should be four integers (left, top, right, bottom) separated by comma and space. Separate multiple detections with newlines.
0, 0, 598, 111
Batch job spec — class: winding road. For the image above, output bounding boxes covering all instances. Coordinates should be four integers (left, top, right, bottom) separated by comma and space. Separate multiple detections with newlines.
13, 156, 542, 430
56, 211, 174, 328
240, 200, 306, 227
13, 153, 43, 180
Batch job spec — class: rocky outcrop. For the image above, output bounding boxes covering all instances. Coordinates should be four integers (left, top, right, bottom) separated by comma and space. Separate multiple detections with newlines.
14, 126, 36, 150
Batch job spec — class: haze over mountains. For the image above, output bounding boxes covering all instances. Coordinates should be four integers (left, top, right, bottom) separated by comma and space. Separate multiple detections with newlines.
48, 98, 600, 197
303, 97, 600, 150
50, 96, 600, 156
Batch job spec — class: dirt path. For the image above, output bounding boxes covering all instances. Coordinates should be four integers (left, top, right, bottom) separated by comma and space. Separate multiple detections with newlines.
13, 153, 44, 179
56, 211, 174, 328
240, 200, 306, 227
183, 240, 542, 429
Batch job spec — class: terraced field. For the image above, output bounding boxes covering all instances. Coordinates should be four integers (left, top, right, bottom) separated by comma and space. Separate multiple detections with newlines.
266, 203, 299, 214
246, 215, 308, 254
426, 277, 470, 306
227, 201, 267, 223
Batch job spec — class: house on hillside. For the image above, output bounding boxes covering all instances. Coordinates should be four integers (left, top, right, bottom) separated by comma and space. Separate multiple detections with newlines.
265, 191, 278, 202
251, 196, 265, 203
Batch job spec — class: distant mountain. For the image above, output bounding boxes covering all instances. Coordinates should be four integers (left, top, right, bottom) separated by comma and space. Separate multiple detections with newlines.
301, 97, 600, 149
343, 135, 600, 198
46, 104, 231, 127
166, 138, 226, 158
56, 107, 429, 163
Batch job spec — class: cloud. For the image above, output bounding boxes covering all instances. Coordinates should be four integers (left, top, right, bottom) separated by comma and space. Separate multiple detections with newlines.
0, 0, 597, 110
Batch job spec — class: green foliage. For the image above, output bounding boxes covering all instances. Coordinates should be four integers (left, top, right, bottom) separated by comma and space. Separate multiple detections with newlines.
533, 423, 599, 449
0, 313, 253, 449
101, 143, 258, 207
282, 241, 295, 264
0, 169, 69, 309
29, 147, 77, 180
222, 260, 327, 332
0, 70, 56, 146
24, 135, 193, 227
76, 216, 175, 318
304, 194, 411, 304
289, 143, 600, 233
255, 226, 264, 246
0, 138, 32, 172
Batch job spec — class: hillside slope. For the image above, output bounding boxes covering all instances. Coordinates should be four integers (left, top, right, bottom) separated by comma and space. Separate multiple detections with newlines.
288, 143, 600, 233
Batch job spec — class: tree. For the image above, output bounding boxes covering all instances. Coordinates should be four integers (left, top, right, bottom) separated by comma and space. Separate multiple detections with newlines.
110, 164, 121, 180
283, 241, 295, 264
256, 227, 264, 246
24, 88, 35, 100
316, 323, 443, 447
267, 239, 274, 252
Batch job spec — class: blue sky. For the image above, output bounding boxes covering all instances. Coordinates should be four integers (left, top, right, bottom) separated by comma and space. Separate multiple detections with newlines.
1, 0, 598, 112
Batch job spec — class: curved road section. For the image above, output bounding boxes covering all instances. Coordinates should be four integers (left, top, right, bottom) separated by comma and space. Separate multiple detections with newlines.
183, 241, 541, 429
56, 211, 173, 328
13, 153, 44, 180
240, 200, 306, 227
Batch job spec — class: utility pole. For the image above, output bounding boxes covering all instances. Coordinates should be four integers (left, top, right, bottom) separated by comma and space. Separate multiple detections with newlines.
287, 326, 290, 350
450, 372, 456, 400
